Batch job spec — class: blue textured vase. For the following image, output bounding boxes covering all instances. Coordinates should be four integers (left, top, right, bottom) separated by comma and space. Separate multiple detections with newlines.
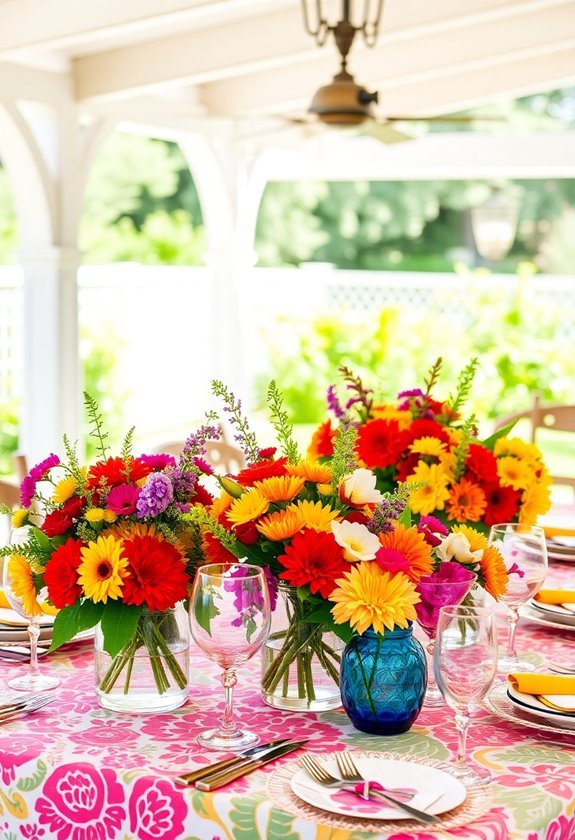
340, 626, 427, 735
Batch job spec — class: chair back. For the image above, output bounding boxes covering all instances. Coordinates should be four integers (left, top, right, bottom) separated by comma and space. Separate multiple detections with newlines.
12, 454, 28, 483
493, 393, 575, 490
152, 440, 245, 475
0, 479, 20, 509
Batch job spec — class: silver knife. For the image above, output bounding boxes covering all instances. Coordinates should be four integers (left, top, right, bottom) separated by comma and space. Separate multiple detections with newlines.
174, 738, 294, 786
195, 739, 308, 791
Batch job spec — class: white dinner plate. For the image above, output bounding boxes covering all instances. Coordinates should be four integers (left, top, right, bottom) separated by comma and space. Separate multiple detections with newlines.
507, 686, 575, 729
518, 605, 575, 632
529, 600, 575, 625
291, 756, 467, 820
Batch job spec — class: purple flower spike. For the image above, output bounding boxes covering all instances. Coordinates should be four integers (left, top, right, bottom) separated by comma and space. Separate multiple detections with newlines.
136, 473, 174, 519
326, 385, 346, 421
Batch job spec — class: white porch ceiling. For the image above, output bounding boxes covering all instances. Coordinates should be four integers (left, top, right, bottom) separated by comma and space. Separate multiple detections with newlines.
0, 0, 574, 133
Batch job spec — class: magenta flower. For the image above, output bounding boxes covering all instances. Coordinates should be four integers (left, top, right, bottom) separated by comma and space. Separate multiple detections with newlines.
375, 547, 411, 576
20, 453, 61, 507
139, 453, 176, 470
107, 483, 140, 516
423, 561, 477, 584
193, 457, 214, 475
418, 516, 449, 547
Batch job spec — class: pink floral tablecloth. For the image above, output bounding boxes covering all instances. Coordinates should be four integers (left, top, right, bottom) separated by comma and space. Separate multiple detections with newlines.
1, 563, 574, 840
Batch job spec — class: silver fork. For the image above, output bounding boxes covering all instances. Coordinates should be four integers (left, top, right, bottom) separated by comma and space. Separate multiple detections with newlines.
0, 694, 55, 723
300, 754, 439, 825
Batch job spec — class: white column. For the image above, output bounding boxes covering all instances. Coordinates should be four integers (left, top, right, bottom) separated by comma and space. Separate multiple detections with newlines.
18, 246, 82, 464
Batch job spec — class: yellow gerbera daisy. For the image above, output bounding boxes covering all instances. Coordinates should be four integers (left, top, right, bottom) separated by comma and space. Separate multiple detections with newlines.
407, 462, 450, 516
518, 482, 552, 525
211, 491, 233, 520
438, 450, 457, 481
7, 554, 43, 617
254, 475, 305, 502
256, 508, 304, 541
330, 564, 419, 635
494, 437, 542, 467
409, 437, 448, 458
227, 490, 269, 526
85, 508, 105, 523
11, 509, 28, 529
286, 460, 333, 484
78, 535, 129, 603
288, 499, 341, 532
497, 457, 532, 491
52, 475, 79, 505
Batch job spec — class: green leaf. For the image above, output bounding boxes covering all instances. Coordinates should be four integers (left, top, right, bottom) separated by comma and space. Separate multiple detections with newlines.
31, 527, 54, 554
49, 605, 83, 651
100, 601, 143, 658
16, 759, 48, 792
493, 784, 562, 831
193, 591, 219, 637
481, 418, 519, 451
397, 505, 412, 527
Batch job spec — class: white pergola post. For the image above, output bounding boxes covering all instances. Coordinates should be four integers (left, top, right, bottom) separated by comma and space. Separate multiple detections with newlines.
0, 99, 87, 465
178, 134, 266, 401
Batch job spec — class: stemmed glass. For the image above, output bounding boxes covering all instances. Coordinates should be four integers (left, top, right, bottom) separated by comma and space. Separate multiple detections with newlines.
434, 605, 497, 784
488, 523, 547, 673
2, 550, 60, 692
414, 565, 477, 706
189, 563, 271, 751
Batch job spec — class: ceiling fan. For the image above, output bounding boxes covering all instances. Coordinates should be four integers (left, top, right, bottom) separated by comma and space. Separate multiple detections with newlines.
292, 0, 492, 143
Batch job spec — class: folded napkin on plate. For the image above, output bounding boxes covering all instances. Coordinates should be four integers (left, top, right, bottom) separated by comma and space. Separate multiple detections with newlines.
544, 526, 575, 540
534, 589, 575, 605
509, 673, 575, 695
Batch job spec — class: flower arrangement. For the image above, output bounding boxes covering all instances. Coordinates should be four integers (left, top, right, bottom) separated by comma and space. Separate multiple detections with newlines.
189, 380, 508, 710
1, 395, 211, 703
309, 359, 551, 533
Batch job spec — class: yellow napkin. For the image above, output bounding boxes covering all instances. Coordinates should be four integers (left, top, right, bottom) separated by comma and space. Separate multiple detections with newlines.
509, 673, 575, 695
535, 589, 575, 605
0, 590, 11, 610
544, 526, 575, 539
0, 589, 58, 616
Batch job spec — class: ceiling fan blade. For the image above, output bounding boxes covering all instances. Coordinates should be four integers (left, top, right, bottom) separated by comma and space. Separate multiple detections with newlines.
383, 114, 502, 124
360, 122, 412, 143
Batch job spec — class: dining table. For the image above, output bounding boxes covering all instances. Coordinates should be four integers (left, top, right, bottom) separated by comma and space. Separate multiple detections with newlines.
0, 561, 574, 840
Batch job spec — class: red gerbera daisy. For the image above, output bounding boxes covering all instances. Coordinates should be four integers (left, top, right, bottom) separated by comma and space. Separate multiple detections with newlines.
86, 457, 151, 490
396, 451, 422, 482
399, 419, 452, 450
278, 529, 347, 599
482, 483, 521, 526
121, 535, 188, 612
356, 419, 404, 470
191, 485, 214, 507
308, 421, 335, 459
465, 444, 499, 484
61, 495, 85, 519
44, 538, 83, 608
235, 457, 288, 487
42, 509, 74, 538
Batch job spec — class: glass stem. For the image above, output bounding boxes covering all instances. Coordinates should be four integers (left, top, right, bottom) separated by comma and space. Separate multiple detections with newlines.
507, 606, 519, 657
28, 618, 40, 680
220, 668, 237, 733
426, 640, 437, 690
454, 709, 470, 771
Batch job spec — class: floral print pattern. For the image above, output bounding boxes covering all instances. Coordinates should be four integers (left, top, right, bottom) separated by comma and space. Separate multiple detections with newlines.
0, 564, 573, 839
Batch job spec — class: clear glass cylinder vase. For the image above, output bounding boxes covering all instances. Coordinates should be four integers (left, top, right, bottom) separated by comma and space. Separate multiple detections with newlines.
340, 625, 427, 735
261, 584, 343, 711
95, 603, 189, 713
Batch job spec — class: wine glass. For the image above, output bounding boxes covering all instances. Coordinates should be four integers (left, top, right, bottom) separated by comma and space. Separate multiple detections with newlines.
2, 550, 60, 692
434, 605, 497, 784
488, 523, 547, 673
189, 563, 271, 751
414, 564, 477, 706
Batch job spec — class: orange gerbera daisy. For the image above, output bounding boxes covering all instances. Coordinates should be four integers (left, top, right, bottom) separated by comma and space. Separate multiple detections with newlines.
452, 525, 508, 599
288, 500, 341, 532
307, 420, 335, 459
256, 508, 304, 541
377, 524, 434, 583
254, 475, 305, 502
287, 460, 333, 484
446, 479, 487, 523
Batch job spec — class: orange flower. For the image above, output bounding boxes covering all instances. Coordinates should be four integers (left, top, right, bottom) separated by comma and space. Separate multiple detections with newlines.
254, 475, 305, 502
446, 479, 487, 523
452, 525, 508, 599
256, 508, 304, 541
377, 524, 434, 583
287, 460, 333, 484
